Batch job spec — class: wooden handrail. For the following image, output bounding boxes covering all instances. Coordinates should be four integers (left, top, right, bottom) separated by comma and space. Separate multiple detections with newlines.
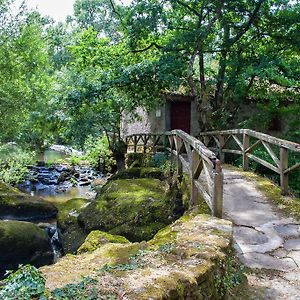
199, 129, 300, 195
125, 130, 223, 218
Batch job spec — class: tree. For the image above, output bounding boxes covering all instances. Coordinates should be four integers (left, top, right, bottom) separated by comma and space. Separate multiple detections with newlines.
0, 1, 55, 147
73, 0, 123, 40
125, 0, 300, 131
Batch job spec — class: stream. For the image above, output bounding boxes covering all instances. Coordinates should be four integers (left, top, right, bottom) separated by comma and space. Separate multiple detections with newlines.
16, 148, 103, 263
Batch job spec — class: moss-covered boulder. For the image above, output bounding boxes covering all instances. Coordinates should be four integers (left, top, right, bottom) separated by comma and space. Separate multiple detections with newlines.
110, 167, 163, 180
0, 182, 57, 221
0, 220, 53, 276
56, 198, 90, 254
77, 230, 129, 254
79, 178, 182, 242
40, 214, 236, 299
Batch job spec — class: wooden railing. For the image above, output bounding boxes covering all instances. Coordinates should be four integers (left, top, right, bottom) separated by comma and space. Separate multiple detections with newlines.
199, 129, 300, 195
125, 130, 223, 218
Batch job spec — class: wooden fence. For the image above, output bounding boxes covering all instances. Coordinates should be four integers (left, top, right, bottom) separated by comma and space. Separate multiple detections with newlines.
199, 129, 300, 195
125, 130, 223, 218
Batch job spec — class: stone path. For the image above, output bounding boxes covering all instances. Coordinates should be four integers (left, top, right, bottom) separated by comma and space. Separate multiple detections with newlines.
223, 168, 300, 299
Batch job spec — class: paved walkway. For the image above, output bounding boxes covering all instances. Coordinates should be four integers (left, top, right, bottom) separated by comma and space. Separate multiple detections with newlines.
223, 168, 300, 299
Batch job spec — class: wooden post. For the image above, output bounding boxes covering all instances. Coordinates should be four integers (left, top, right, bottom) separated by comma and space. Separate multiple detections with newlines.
143, 136, 147, 153
212, 170, 223, 218
190, 150, 200, 206
219, 135, 225, 163
243, 133, 250, 171
204, 136, 210, 146
191, 180, 199, 206
133, 136, 137, 153
280, 147, 288, 195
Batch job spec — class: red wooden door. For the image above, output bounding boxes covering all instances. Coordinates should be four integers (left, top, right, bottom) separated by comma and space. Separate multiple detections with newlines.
170, 101, 191, 133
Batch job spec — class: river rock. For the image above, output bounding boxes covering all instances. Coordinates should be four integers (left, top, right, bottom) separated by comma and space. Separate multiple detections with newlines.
78, 178, 182, 242
0, 220, 53, 276
56, 198, 90, 254
0, 182, 57, 221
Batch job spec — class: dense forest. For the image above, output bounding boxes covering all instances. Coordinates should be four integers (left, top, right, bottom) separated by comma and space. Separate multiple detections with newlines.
0, 0, 299, 183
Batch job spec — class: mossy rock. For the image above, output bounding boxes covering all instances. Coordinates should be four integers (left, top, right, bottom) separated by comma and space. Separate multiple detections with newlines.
0, 220, 53, 276
0, 181, 57, 221
79, 178, 182, 242
56, 198, 90, 254
77, 230, 130, 254
110, 167, 163, 180
40, 214, 236, 299
56, 198, 89, 230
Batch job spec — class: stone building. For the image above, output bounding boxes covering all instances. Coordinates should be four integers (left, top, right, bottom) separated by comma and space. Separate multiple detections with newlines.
122, 93, 201, 136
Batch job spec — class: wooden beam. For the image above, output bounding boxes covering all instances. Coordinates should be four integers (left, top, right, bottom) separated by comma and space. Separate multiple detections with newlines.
262, 141, 280, 167
243, 133, 250, 171
247, 154, 280, 174
280, 147, 289, 195
284, 162, 300, 174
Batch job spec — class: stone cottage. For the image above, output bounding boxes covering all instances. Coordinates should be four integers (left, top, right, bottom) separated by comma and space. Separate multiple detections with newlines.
122, 93, 201, 136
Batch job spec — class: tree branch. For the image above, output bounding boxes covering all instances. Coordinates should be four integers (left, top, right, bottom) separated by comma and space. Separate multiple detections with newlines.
175, 0, 202, 18
229, 0, 265, 45
131, 42, 162, 53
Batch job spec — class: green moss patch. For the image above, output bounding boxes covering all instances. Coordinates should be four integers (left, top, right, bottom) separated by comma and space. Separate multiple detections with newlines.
79, 178, 181, 242
56, 198, 90, 254
110, 167, 163, 180
0, 221, 53, 275
78, 230, 129, 254
0, 181, 57, 221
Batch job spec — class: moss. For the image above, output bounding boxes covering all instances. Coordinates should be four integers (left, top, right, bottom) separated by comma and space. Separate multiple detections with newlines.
56, 198, 90, 254
56, 198, 90, 230
77, 230, 130, 254
225, 164, 300, 220
0, 220, 53, 275
79, 178, 181, 242
41, 214, 234, 298
0, 182, 57, 221
110, 167, 163, 180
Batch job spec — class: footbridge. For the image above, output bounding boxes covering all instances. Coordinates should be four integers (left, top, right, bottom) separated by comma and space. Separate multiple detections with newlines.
125, 129, 300, 218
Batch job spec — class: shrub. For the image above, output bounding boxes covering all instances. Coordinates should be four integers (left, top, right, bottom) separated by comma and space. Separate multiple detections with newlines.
0, 265, 46, 300
0, 144, 35, 185
83, 135, 115, 172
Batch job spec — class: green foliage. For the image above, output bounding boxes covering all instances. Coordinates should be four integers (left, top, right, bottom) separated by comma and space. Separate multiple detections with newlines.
0, 265, 46, 300
83, 135, 115, 171
51, 277, 98, 300
0, 144, 35, 184
214, 253, 245, 298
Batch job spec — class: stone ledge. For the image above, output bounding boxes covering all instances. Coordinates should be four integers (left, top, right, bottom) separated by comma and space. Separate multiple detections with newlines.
40, 214, 234, 299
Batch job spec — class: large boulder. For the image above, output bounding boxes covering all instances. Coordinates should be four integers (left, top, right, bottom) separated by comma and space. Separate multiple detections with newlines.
56, 198, 90, 254
0, 220, 53, 276
0, 182, 57, 221
78, 178, 183, 242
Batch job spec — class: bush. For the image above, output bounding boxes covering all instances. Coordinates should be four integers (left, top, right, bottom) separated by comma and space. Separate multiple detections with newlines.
83, 135, 115, 172
0, 265, 46, 300
0, 144, 35, 185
